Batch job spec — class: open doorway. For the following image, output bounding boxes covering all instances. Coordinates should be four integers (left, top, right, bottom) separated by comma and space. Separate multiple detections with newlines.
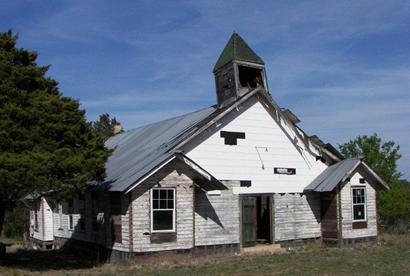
242, 195, 272, 247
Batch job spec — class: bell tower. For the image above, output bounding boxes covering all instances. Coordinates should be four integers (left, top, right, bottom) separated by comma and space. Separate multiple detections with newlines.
213, 33, 268, 108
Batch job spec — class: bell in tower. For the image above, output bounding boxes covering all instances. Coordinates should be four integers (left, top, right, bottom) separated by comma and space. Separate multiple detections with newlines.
213, 33, 267, 108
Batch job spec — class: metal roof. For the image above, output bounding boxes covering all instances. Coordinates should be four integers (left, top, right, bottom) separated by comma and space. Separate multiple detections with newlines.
99, 106, 217, 192
304, 159, 360, 192
304, 158, 388, 192
213, 33, 264, 72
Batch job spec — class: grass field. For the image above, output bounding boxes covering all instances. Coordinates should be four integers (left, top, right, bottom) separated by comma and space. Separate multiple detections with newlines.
1, 234, 409, 275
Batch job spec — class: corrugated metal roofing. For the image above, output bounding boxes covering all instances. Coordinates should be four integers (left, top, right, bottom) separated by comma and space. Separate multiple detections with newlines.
99, 106, 217, 192
213, 33, 264, 72
304, 158, 361, 192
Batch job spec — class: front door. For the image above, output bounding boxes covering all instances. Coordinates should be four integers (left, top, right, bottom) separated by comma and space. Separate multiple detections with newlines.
242, 196, 257, 247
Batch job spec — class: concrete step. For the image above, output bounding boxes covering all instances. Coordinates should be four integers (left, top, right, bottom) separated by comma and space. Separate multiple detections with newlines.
241, 243, 285, 255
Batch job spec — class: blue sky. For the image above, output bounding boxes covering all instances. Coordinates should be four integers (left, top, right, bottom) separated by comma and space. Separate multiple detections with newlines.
1, 0, 409, 178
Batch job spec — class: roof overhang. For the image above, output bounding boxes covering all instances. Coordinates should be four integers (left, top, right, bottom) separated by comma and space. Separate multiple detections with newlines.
124, 153, 227, 194
304, 158, 389, 193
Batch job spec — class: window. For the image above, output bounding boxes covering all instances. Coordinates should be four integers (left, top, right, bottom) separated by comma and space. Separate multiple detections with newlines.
68, 214, 74, 230
34, 210, 39, 231
352, 187, 366, 221
220, 131, 245, 145
151, 188, 175, 232
68, 199, 74, 230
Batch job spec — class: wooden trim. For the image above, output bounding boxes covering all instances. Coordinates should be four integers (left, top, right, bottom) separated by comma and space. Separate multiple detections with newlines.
128, 193, 133, 253
352, 221, 367, 229
239, 195, 243, 248
192, 184, 195, 248
337, 186, 343, 246
270, 195, 274, 243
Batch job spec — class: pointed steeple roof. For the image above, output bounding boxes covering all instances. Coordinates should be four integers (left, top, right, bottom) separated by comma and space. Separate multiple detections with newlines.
213, 33, 264, 72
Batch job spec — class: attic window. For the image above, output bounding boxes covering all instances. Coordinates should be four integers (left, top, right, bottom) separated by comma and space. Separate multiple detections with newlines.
238, 65, 263, 94
220, 131, 245, 145
359, 178, 366, 184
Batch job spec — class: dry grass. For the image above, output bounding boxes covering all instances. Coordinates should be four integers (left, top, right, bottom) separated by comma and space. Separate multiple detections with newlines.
1, 233, 409, 275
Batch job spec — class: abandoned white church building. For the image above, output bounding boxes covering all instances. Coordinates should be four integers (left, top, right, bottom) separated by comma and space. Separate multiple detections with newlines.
26, 33, 388, 259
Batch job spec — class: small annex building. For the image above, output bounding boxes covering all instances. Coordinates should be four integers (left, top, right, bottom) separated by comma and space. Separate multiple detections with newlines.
25, 33, 388, 259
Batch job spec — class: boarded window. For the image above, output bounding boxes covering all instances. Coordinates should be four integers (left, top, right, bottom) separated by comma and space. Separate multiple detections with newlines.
220, 131, 246, 145
352, 187, 366, 221
151, 188, 175, 232
110, 193, 122, 243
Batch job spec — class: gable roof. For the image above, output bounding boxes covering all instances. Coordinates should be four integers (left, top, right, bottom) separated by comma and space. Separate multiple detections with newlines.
213, 33, 264, 72
304, 158, 389, 192
99, 106, 217, 192
96, 87, 341, 193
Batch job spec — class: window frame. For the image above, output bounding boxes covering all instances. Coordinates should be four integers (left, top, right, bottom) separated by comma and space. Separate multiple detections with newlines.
150, 188, 176, 233
351, 186, 367, 222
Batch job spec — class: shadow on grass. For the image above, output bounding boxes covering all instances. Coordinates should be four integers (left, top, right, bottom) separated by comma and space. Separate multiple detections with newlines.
2, 248, 99, 272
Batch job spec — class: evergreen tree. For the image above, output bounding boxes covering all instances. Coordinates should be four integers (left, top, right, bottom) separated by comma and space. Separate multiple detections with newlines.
0, 30, 111, 236
339, 133, 409, 231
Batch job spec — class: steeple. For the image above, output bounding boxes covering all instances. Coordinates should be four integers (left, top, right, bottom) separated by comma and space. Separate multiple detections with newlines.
213, 33, 264, 73
213, 33, 267, 108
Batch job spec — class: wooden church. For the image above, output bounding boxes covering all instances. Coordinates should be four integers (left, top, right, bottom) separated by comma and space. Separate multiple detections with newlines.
26, 33, 388, 260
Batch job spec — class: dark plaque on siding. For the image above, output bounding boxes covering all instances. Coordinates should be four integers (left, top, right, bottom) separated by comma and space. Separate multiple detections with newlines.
274, 167, 296, 175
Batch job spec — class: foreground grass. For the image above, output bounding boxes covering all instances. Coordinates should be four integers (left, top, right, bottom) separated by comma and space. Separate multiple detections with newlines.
1, 234, 409, 275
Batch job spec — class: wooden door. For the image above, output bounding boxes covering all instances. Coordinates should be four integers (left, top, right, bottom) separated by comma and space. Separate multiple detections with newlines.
242, 196, 257, 247
321, 192, 339, 241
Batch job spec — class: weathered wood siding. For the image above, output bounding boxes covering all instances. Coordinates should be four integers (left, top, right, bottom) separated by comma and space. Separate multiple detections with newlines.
194, 180, 240, 246
130, 163, 194, 252
273, 193, 321, 241
30, 197, 54, 242
186, 98, 327, 194
340, 172, 378, 239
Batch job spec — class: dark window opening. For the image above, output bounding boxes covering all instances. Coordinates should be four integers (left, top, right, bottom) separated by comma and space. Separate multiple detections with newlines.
220, 131, 246, 145
238, 66, 263, 93
68, 215, 74, 230
34, 209, 39, 231
240, 180, 252, 187
359, 178, 366, 184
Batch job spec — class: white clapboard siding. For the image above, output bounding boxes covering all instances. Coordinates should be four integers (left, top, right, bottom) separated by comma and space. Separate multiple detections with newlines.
131, 167, 194, 253
195, 180, 240, 246
187, 100, 327, 194
273, 193, 321, 241
340, 172, 378, 239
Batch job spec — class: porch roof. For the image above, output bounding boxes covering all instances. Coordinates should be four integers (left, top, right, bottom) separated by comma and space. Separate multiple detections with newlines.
304, 158, 389, 192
